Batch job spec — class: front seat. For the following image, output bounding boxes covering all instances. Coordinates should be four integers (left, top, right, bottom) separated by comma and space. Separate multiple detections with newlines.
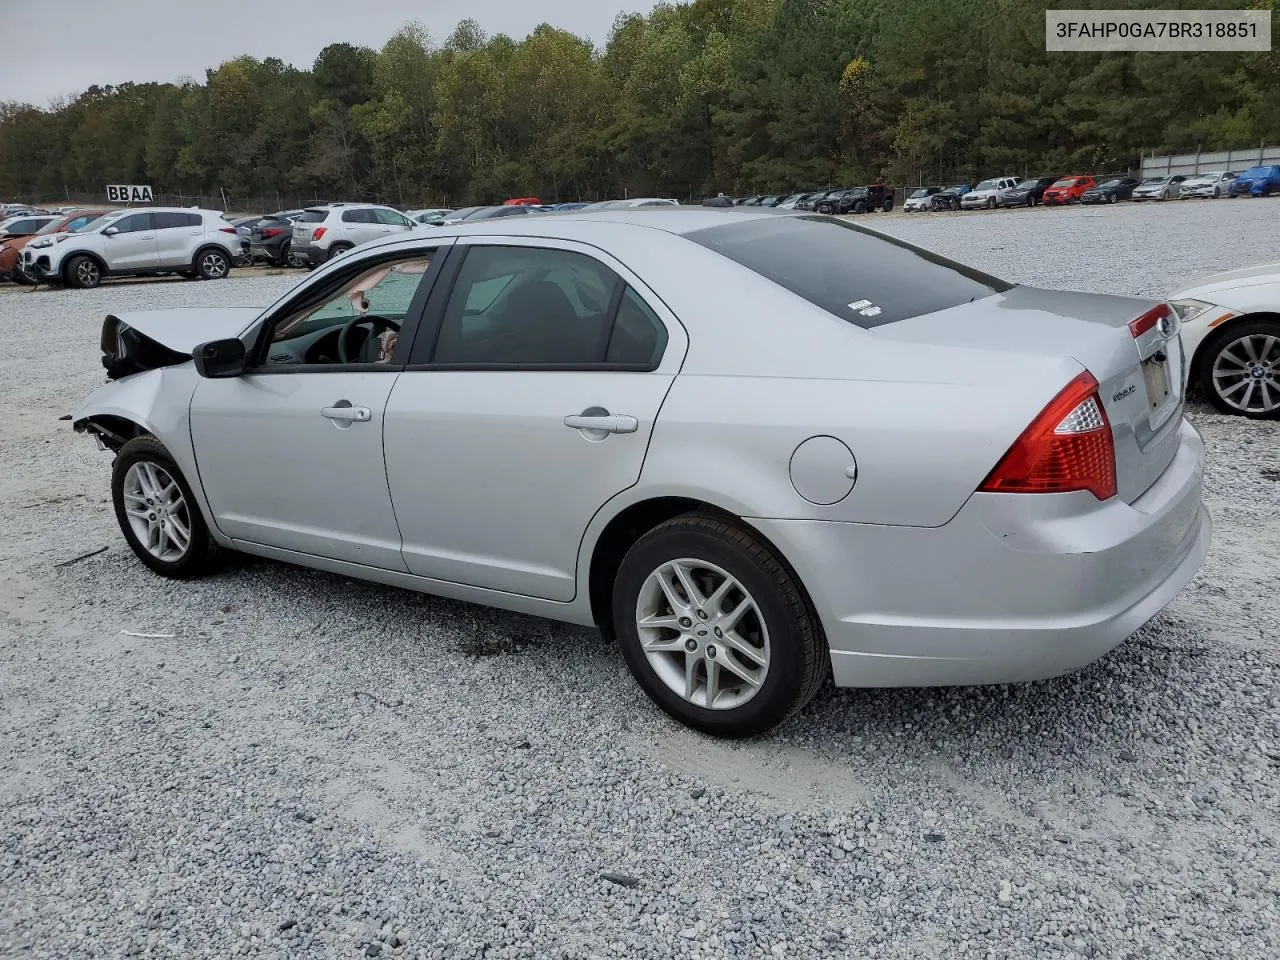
504, 280, 595, 362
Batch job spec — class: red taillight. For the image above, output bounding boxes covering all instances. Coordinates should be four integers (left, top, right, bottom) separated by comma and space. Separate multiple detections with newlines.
312, 227, 327, 241
979, 371, 1117, 501
219, 226, 237, 234
262, 227, 284, 238
1128, 303, 1169, 339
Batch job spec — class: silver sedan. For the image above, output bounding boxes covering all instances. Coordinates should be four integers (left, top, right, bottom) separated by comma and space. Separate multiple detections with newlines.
73, 209, 1211, 737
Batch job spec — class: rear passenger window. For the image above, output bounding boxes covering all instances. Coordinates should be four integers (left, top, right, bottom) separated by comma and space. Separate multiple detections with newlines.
607, 288, 668, 366
375, 209, 412, 227
152, 212, 200, 229
342, 209, 376, 223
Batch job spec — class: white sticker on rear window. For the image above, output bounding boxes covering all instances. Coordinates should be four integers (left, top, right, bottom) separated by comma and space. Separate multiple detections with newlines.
848, 299, 881, 317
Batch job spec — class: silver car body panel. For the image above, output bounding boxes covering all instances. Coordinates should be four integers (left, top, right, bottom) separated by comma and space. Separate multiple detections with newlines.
72, 210, 1212, 687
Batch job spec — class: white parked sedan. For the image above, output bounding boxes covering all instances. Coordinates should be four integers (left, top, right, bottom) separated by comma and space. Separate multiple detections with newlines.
1178, 171, 1236, 199
1171, 262, 1280, 417
72, 210, 1211, 737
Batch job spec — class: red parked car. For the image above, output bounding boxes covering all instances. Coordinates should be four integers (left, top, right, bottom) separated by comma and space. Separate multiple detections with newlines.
1042, 175, 1095, 205
503, 197, 542, 206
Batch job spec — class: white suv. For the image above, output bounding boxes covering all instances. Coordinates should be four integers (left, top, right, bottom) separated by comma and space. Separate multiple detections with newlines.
290, 204, 416, 266
959, 176, 1021, 210
21, 207, 238, 288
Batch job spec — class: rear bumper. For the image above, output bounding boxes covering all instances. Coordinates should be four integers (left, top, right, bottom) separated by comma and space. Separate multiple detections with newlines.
249, 239, 286, 261
750, 418, 1210, 688
294, 243, 327, 263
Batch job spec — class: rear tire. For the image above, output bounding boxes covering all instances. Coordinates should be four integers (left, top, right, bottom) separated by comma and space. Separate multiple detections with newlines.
881, 197, 893, 212
327, 243, 353, 261
612, 514, 828, 738
111, 436, 223, 578
1196, 318, 1280, 419
195, 248, 230, 280
65, 255, 102, 289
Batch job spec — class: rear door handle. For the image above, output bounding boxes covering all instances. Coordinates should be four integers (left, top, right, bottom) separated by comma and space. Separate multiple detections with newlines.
563, 414, 638, 434
322, 405, 371, 423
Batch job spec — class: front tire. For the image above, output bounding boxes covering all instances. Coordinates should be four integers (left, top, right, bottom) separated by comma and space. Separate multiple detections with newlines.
65, 255, 102, 289
195, 248, 230, 280
612, 515, 828, 738
986, 197, 996, 209
1197, 319, 1280, 419
112, 437, 221, 578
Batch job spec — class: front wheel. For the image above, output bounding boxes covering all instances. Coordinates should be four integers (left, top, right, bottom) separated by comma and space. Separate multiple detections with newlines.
1198, 319, 1280, 419
111, 437, 222, 577
612, 515, 828, 737
65, 255, 102, 289
196, 248, 230, 280
1108, 193, 1116, 204
986, 197, 996, 209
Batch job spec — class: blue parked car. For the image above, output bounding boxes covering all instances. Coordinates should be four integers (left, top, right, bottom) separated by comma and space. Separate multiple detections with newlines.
1228, 165, 1280, 197
550, 202, 590, 212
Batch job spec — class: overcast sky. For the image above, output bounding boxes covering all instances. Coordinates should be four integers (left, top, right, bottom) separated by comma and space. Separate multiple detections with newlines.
2, 0, 658, 107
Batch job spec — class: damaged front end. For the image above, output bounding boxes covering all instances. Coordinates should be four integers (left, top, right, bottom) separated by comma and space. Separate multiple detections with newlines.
100, 313, 192, 382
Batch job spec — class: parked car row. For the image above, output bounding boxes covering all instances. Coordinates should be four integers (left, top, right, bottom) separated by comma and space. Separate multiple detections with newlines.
729, 187, 896, 214
903, 165, 1280, 213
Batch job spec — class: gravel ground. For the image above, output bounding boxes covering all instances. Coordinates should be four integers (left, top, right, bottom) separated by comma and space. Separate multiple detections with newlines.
2, 200, 1278, 960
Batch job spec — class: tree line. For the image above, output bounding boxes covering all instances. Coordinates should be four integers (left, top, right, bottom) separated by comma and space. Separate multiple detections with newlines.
1, 0, 1277, 209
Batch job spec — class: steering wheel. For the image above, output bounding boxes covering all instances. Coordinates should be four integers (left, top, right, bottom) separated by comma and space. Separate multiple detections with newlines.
337, 316, 401, 364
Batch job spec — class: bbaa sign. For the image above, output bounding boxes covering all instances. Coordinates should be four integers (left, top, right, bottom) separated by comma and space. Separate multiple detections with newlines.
106, 184, 154, 203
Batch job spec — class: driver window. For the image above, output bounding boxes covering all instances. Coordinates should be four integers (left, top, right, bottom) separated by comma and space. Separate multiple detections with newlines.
262, 254, 433, 368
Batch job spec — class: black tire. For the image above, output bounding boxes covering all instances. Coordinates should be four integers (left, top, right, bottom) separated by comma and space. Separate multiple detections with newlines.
986, 197, 996, 209
852, 200, 867, 214
65, 254, 102, 289
1108, 193, 1116, 204
194, 247, 231, 280
1195, 318, 1280, 420
326, 243, 353, 261
111, 436, 222, 578
881, 197, 893, 212
611, 514, 828, 738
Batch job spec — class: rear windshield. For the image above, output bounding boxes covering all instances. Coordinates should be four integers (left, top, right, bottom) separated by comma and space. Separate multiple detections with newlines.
685, 215, 1012, 329
296, 209, 328, 223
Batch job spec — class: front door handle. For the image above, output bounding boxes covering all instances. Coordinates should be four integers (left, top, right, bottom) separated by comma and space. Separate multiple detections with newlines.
322, 404, 371, 423
563, 413, 638, 434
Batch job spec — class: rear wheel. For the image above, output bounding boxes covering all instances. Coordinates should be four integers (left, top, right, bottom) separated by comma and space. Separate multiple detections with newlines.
65, 255, 102, 289
195, 248, 230, 280
612, 515, 828, 738
881, 196, 893, 212
111, 436, 222, 577
327, 243, 354, 261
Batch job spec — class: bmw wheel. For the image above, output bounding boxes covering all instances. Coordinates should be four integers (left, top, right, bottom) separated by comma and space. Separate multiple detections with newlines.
1198, 319, 1280, 419
65, 255, 102, 289
111, 437, 222, 577
612, 514, 828, 738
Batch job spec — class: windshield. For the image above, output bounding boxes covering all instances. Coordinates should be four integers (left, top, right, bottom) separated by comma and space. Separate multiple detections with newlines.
685, 215, 1011, 330
1141, 178, 1165, 185
910, 189, 930, 198
1239, 166, 1273, 178
1014, 180, 1037, 189
1052, 178, 1078, 187
1098, 179, 1123, 188
36, 219, 67, 235
974, 180, 998, 191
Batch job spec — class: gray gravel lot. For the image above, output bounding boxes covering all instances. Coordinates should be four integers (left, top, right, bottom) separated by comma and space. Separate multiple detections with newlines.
2, 200, 1278, 959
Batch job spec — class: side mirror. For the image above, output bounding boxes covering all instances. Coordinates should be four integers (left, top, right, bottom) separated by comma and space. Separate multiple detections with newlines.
103, 226, 119, 237
193, 338, 247, 378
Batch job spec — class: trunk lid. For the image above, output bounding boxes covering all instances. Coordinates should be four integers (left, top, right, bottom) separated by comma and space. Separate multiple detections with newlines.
875, 285, 1184, 504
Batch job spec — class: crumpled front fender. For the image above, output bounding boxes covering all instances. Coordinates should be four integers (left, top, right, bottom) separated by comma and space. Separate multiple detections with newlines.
72, 366, 225, 543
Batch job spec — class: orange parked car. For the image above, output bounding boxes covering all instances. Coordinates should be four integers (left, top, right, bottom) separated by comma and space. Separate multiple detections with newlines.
1041, 175, 1096, 205
0, 208, 111, 282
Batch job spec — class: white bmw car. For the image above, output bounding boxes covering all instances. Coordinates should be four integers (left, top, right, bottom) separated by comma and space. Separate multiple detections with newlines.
1171, 263, 1280, 418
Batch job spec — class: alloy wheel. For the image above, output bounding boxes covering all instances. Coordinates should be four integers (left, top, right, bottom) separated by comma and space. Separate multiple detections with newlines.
77, 259, 100, 286
634, 558, 770, 710
201, 252, 228, 278
121, 461, 193, 562
1212, 334, 1280, 415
